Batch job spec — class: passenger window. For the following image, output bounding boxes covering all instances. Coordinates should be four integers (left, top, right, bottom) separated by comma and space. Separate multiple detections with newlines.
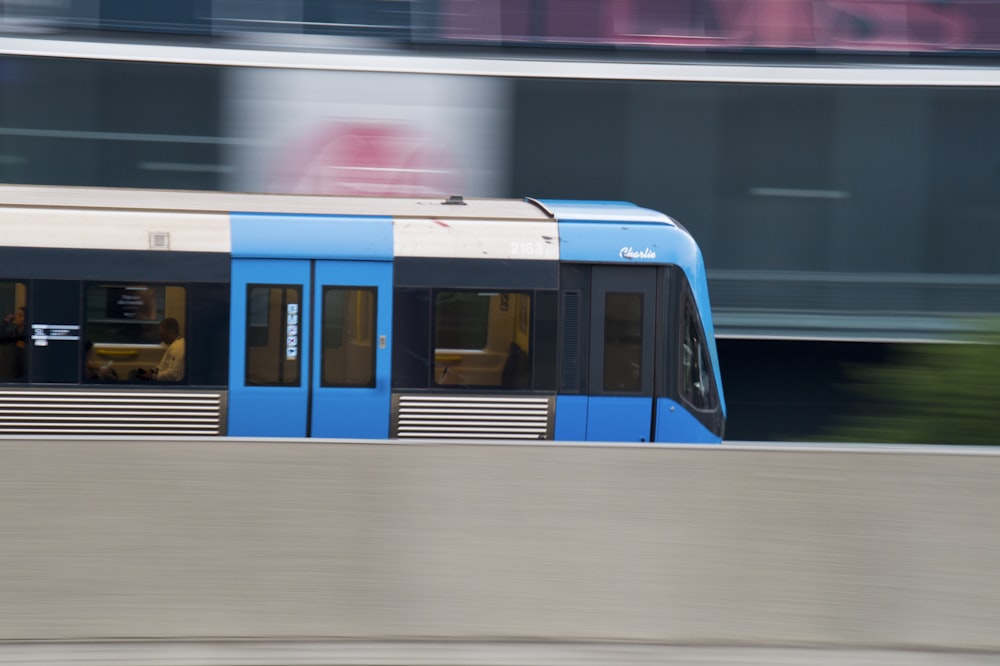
602, 292, 643, 392
680, 300, 716, 410
245, 284, 300, 386
0, 281, 28, 381
84, 284, 187, 383
433, 290, 532, 389
321, 286, 376, 387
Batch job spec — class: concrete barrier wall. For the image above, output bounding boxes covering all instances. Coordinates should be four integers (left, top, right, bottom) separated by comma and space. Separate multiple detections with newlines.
1, 439, 999, 650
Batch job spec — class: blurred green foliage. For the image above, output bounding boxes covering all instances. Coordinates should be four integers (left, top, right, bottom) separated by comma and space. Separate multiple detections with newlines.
826, 321, 1000, 445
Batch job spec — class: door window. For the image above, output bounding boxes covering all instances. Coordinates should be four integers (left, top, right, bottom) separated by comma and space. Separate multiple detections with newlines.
245, 284, 301, 386
602, 292, 644, 392
321, 286, 376, 387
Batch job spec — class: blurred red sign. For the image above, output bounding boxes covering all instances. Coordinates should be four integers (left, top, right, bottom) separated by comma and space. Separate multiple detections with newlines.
274, 121, 456, 197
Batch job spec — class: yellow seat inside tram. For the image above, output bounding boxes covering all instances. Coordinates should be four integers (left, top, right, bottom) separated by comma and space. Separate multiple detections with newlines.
92, 345, 164, 378
433, 292, 530, 388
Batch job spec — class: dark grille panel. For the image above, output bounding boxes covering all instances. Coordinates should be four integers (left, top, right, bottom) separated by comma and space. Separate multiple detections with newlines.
0, 388, 226, 435
560, 290, 580, 392
393, 394, 554, 440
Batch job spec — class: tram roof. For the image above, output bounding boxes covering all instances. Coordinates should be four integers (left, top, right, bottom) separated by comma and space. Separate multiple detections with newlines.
0, 185, 554, 222
538, 199, 676, 225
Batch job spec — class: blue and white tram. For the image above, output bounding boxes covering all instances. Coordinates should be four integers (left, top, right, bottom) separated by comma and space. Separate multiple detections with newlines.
0, 185, 725, 442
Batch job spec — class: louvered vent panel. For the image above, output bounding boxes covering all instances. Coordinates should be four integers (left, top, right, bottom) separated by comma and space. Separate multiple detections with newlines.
560, 290, 580, 392
393, 394, 553, 440
0, 389, 226, 435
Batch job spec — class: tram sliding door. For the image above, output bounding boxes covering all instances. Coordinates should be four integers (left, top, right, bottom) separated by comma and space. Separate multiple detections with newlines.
229, 259, 311, 436
586, 266, 657, 441
310, 260, 392, 439
228, 259, 392, 438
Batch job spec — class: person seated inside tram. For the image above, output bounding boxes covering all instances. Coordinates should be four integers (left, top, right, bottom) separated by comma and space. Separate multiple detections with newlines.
0, 306, 27, 379
133, 317, 185, 381
85, 341, 118, 380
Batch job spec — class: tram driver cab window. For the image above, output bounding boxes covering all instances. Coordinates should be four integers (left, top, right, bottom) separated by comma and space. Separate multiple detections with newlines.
680, 299, 716, 411
433, 290, 532, 389
84, 284, 187, 383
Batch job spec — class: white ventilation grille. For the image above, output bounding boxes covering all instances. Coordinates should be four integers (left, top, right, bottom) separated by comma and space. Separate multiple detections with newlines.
393, 394, 553, 440
0, 389, 226, 435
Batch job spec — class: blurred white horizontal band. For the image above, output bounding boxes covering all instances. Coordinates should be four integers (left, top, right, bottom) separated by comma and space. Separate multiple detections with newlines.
2, 36, 1000, 86
710, 269, 1000, 286
711, 312, 970, 343
0, 126, 260, 145
749, 187, 850, 199
138, 161, 235, 173
220, 17, 398, 29
327, 165, 451, 174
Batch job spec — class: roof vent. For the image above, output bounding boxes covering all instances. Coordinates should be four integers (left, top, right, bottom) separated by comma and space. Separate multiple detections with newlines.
443, 195, 466, 205
149, 231, 170, 250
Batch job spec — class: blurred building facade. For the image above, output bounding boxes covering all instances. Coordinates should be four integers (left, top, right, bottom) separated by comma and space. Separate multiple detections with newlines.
1, 0, 999, 437
6, 0, 1000, 52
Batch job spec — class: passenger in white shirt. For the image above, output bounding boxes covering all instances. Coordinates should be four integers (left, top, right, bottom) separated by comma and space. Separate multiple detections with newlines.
136, 318, 185, 381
